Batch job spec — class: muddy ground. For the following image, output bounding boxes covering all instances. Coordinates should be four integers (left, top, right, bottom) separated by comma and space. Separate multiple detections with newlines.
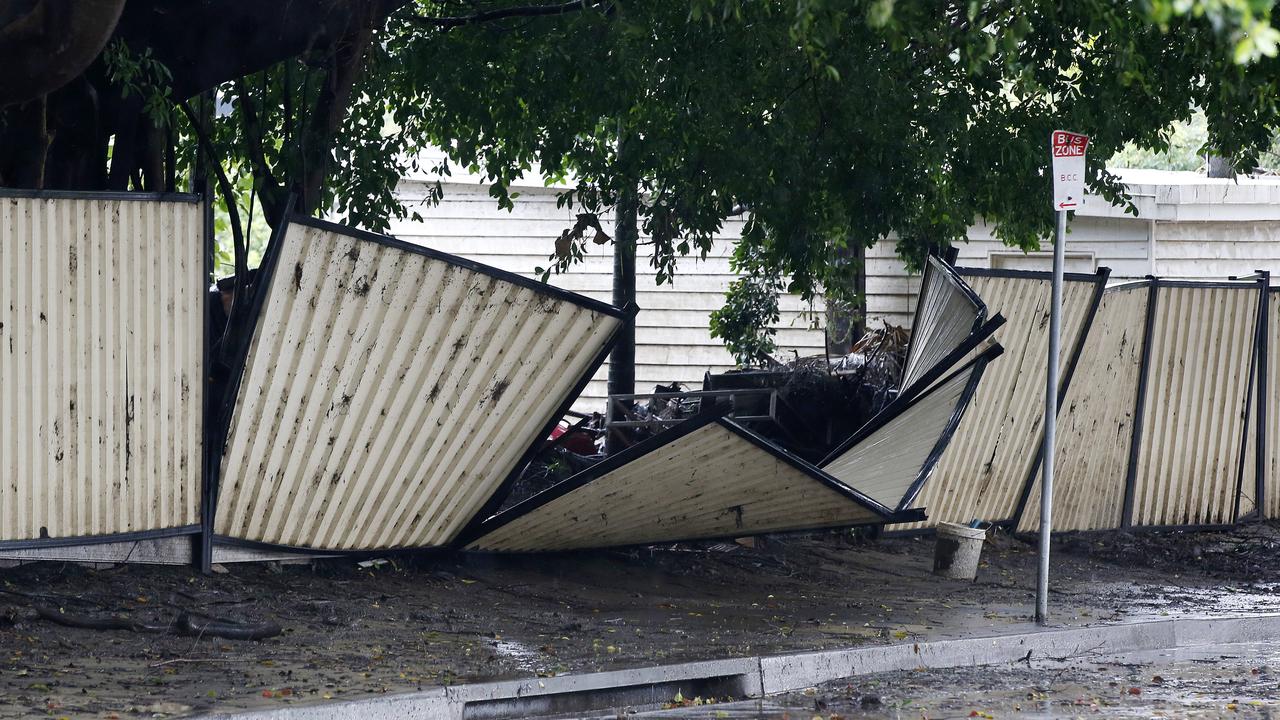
1, 523, 1279, 719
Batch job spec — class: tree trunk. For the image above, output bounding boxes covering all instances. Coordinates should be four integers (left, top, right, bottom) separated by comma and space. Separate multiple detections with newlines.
608, 185, 638, 410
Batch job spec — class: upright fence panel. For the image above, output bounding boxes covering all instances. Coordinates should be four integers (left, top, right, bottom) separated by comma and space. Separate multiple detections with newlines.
1125, 281, 1263, 528
0, 192, 204, 545
1017, 282, 1149, 532
215, 218, 624, 551
893, 268, 1107, 531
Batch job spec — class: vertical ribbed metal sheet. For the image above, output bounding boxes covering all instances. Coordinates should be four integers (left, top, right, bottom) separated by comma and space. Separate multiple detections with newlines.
215, 218, 623, 550
0, 193, 204, 543
1127, 282, 1261, 528
894, 269, 1106, 531
465, 416, 895, 552
899, 257, 986, 392
822, 347, 997, 510
1017, 283, 1149, 533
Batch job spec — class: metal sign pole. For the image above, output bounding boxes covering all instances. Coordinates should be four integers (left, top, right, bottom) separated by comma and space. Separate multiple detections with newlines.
1036, 208, 1066, 625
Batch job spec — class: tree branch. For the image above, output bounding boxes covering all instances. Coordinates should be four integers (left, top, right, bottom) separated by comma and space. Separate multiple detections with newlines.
300, 0, 383, 216
235, 75, 284, 225
179, 98, 248, 365
410, 0, 605, 28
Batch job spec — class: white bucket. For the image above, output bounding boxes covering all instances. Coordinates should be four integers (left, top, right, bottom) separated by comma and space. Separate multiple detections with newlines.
933, 522, 986, 580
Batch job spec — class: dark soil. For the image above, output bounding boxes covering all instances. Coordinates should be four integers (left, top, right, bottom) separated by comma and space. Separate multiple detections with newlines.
1, 523, 1279, 718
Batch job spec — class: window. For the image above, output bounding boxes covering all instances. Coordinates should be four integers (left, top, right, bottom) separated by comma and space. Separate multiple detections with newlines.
987, 250, 1096, 273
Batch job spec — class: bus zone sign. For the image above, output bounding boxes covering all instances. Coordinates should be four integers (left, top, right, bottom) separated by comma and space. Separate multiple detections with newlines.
1051, 130, 1089, 210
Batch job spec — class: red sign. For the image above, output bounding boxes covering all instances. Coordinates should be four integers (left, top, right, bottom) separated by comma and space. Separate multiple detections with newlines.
1052, 130, 1089, 158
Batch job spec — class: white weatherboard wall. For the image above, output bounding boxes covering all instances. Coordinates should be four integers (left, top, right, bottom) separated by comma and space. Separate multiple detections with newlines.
390, 181, 826, 412
871, 170, 1280, 328
391, 167, 1280, 412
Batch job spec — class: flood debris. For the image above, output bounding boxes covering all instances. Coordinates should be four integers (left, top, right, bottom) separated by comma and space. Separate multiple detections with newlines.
33, 603, 281, 640
470, 258, 1002, 553
705, 322, 911, 462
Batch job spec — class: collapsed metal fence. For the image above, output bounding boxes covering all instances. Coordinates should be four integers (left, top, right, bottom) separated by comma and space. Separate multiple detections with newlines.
214, 217, 627, 552
466, 346, 1002, 552
3, 189, 1278, 565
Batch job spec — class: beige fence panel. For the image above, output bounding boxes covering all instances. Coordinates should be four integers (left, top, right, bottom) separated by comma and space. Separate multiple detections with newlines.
466, 417, 896, 552
894, 269, 1107, 531
1128, 281, 1263, 528
0, 192, 204, 544
215, 218, 623, 550
1018, 283, 1149, 533
899, 256, 988, 393
822, 346, 998, 510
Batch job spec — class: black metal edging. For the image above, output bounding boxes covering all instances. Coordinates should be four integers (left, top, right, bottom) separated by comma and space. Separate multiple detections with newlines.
452, 302, 637, 547
1253, 275, 1271, 517
1231, 276, 1268, 522
954, 266, 1108, 284
894, 315, 1005, 406
895, 345, 1003, 513
0, 525, 201, 552
197, 188, 216, 573
0, 188, 201, 203
1260, 284, 1275, 515
1008, 267, 1112, 528
287, 215, 626, 320
1121, 278, 1159, 528
207, 534, 456, 559
202, 198, 298, 563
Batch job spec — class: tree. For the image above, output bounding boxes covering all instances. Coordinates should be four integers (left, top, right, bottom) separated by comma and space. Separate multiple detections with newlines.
4, 0, 1280, 358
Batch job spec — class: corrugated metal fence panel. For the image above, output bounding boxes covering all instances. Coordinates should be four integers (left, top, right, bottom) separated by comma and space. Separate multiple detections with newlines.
822, 353, 987, 510
467, 419, 884, 552
216, 220, 622, 550
1017, 284, 1149, 533
1129, 284, 1260, 528
0, 195, 203, 542
894, 271, 1101, 530
899, 257, 984, 391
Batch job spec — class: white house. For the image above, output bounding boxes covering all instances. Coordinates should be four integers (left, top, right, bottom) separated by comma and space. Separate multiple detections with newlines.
389, 165, 1280, 411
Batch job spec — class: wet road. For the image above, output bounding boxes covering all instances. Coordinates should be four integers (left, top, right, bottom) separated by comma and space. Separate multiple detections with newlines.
628, 642, 1280, 719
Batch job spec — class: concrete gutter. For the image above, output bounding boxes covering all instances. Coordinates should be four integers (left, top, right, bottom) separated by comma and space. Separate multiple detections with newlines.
199, 614, 1280, 720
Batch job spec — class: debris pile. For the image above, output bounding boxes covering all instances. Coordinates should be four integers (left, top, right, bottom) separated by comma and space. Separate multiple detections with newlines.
504, 412, 606, 508
706, 322, 910, 462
